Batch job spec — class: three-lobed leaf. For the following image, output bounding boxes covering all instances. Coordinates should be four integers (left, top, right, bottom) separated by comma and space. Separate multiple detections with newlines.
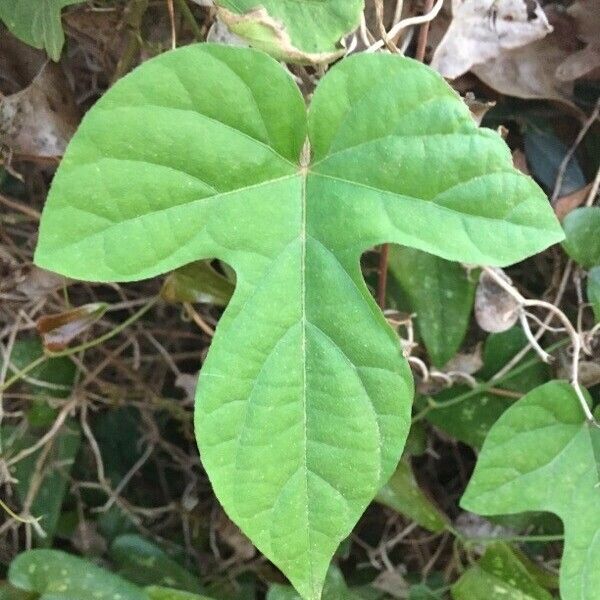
34, 44, 563, 599
461, 381, 600, 600
0, 0, 83, 61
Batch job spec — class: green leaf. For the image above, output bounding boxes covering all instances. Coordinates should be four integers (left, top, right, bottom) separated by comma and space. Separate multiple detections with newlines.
388, 246, 476, 367
423, 327, 548, 448
562, 207, 600, 268
0, 0, 84, 61
215, 0, 363, 64
461, 381, 600, 600
376, 458, 448, 532
451, 543, 553, 600
267, 567, 361, 600
12, 421, 81, 544
145, 587, 215, 600
588, 266, 600, 323
34, 45, 563, 600
161, 260, 235, 305
110, 534, 205, 593
8, 549, 147, 600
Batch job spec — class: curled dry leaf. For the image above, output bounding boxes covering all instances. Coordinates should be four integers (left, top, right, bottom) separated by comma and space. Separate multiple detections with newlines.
443, 343, 484, 375
15, 266, 70, 300
471, 33, 575, 106
463, 92, 495, 126
555, 0, 600, 81
431, 0, 552, 79
475, 269, 520, 333
37, 303, 108, 352
0, 62, 79, 158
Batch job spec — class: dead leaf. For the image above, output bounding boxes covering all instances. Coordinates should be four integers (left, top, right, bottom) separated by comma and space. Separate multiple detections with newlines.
431, 0, 552, 79
15, 266, 69, 300
214, 508, 256, 560
463, 92, 496, 125
443, 343, 484, 375
556, 0, 600, 81
475, 270, 520, 333
512, 149, 530, 175
471, 33, 575, 106
372, 570, 410, 599
37, 303, 108, 352
554, 183, 592, 221
0, 62, 79, 157
207, 17, 249, 47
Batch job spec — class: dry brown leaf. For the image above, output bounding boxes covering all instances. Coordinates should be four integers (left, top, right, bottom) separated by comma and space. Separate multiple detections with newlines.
431, 0, 552, 79
471, 33, 574, 105
475, 270, 520, 333
0, 62, 79, 157
15, 266, 69, 300
555, 0, 600, 81
554, 183, 593, 221
443, 343, 484, 375
37, 303, 108, 352
463, 92, 496, 125
207, 17, 249, 46
512, 149, 530, 175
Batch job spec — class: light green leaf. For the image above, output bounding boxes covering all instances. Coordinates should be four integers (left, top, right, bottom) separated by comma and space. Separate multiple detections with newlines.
34, 45, 563, 600
376, 458, 448, 532
562, 207, 600, 268
215, 0, 363, 64
388, 246, 476, 367
587, 266, 600, 323
8, 549, 146, 600
110, 534, 204, 593
451, 543, 553, 600
145, 587, 214, 600
267, 567, 361, 600
0, 0, 84, 61
461, 381, 600, 600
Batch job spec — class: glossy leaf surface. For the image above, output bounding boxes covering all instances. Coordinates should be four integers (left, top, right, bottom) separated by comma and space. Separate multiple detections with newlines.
462, 381, 600, 600
452, 543, 553, 600
35, 44, 563, 599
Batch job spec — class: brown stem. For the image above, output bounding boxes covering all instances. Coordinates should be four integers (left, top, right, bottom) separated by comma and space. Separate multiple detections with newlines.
376, 0, 435, 309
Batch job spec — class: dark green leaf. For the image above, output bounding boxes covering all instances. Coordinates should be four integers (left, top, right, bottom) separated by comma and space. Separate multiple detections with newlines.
562, 207, 600, 268
388, 247, 476, 367
588, 266, 600, 323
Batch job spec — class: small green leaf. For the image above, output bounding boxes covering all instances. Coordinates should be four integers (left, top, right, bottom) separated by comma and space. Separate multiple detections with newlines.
376, 458, 448, 532
461, 381, 600, 600
145, 587, 215, 600
588, 266, 600, 323
451, 543, 553, 600
35, 45, 563, 600
267, 567, 361, 600
12, 422, 81, 544
215, 0, 363, 64
0, 0, 84, 61
161, 260, 234, 305
387, 246, 476, 367
423, 328, 548, 448
8, 549, 146, 600
110, 534, 204, 593
562, 207, 600, 268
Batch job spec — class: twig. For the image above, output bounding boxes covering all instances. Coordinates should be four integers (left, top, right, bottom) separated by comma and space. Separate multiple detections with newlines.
483, 267, 596, 424
415, 0, 435, 62
167, 0, 177, 50
366, 0, 443, 53
585, 164, 600, 208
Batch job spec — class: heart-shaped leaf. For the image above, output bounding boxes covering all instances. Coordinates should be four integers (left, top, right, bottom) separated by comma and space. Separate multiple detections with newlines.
0, 1, 84, 61
34, 44, 563, 599
215, 0, 364, 64
461, 381, 600, 600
